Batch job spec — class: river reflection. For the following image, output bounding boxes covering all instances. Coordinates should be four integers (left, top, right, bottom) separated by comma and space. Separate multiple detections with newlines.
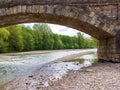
0, 49, 97, 86
66, 52, 98, 64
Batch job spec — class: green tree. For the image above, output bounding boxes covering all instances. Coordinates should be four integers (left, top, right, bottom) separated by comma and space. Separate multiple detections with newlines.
33, 23, 54, 50
22, 26, 35, 51
53, 34, 64, 49
6, 25, 24, 52
33, 30, 43, 50
0, 28, 10, 52
77, 32, 86, 48
0, 23, 98, 53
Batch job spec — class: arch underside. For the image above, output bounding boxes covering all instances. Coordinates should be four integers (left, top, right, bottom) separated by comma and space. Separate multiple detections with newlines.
0, 13, 114, 40
0, 4, 115, 40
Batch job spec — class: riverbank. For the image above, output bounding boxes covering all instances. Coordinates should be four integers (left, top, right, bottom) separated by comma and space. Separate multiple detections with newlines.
1, 62, 120, 90
1, 50, 120, 90
0, 49, 94, 56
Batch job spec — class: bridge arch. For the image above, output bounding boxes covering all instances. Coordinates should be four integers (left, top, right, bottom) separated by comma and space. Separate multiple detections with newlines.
0, 0, 119, 62
0, 4, 114, 40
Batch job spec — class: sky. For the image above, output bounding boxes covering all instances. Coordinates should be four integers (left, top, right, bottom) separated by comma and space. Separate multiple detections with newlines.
23, 23, 90, 37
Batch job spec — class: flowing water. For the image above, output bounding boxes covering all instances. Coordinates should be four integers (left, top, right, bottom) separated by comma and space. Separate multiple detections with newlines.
34, 52, 98, 86
0, 49, 97, 86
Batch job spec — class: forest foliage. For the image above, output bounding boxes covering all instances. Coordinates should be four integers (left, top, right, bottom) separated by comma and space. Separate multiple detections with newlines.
0, 23, 98, 53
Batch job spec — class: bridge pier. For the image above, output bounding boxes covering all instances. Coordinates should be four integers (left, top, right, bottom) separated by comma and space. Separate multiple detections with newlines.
98, 31, 120, 62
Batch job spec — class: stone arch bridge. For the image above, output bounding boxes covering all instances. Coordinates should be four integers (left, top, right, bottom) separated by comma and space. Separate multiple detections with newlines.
0, 0, 120, 62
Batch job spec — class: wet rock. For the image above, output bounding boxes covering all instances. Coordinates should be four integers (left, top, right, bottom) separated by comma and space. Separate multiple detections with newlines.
33, 77, 36, 79
25, 82, 30, 85
66, 64, 68, 66
40, 75, 43, 77
28, 75, 33, 78
39, 82, 44, 85
76, 63, 79, 65
37, 87, 40, 89
49, 65, 51, 67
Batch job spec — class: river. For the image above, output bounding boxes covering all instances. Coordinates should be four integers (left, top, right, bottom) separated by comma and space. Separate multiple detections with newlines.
0, 49, 97, 88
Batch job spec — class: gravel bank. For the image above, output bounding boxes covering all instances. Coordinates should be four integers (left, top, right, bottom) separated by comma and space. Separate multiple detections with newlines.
1, 62, 120, 90
48, 62, 120, 90
1, 51, 120, 90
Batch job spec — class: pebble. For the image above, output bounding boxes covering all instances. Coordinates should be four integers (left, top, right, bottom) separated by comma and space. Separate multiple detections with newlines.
85, 69, 93, 72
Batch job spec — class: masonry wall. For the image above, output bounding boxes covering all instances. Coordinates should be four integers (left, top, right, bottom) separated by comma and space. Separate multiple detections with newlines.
98, 37, 120, 62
